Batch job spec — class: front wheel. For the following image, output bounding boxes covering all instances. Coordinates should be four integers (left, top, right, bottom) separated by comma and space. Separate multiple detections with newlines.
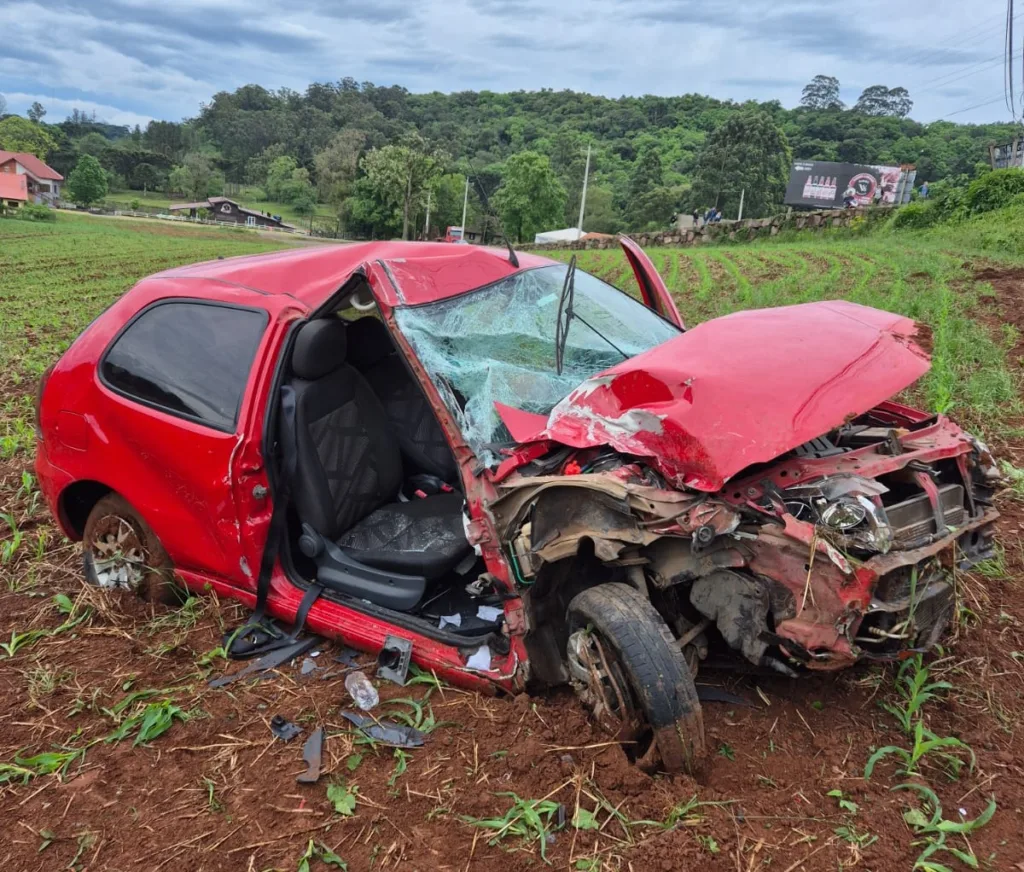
567, 583, 706, 774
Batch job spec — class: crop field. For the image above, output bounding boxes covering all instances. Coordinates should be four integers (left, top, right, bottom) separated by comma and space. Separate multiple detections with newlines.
1, 213, 1023, 871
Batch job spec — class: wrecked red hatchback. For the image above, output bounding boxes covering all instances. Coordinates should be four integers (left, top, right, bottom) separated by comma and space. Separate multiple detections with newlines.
35, 238, 999, 773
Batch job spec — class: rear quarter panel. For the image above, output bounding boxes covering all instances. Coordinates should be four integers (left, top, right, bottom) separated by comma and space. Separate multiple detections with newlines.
39, 277, 302, 587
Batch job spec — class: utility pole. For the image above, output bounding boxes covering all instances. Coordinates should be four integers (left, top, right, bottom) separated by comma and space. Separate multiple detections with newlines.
460, 176, 469, 242
577, 143, 591, 232
737, 188, 745, 221
424, 189, 432, 239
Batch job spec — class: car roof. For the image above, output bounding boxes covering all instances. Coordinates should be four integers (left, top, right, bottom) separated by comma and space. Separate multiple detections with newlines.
153, 240, 557, 307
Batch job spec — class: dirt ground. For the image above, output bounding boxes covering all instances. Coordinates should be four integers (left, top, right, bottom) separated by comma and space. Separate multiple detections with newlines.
2, 276, 1024, 871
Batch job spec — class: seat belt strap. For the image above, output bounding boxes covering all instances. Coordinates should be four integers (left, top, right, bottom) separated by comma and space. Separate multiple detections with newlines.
287, 583, 324, 642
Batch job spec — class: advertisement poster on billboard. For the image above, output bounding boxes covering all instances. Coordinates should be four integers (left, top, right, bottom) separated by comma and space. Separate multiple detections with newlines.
785, 161, 906, 209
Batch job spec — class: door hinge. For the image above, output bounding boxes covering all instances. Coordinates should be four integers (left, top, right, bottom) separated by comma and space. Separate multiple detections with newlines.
252, 484, 269, 500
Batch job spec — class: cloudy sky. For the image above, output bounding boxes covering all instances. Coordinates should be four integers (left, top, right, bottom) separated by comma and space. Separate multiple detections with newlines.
0, 0, 1018, 127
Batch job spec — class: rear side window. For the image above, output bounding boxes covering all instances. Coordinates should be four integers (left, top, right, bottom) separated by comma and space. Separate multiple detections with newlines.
100, 301, 268, 431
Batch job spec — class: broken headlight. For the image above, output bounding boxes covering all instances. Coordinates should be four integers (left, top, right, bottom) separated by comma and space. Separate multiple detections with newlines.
784, 475, 893, 554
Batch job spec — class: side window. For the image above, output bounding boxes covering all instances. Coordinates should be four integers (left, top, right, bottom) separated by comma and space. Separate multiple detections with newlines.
100, 301, 268, 431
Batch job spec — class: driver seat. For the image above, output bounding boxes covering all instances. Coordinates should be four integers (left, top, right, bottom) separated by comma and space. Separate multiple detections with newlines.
287, 319, 471, 610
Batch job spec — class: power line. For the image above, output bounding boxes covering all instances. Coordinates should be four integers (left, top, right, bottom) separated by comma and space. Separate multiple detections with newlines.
938, 94, 1009, 119
913, 51, 1023, 99
875, 10, 1023, 79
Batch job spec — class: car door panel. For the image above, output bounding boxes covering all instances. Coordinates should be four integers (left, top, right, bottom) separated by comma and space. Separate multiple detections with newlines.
618, 235, 685, 329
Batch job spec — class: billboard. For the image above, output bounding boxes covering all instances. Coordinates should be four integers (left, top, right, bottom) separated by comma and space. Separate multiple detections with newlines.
785, 161, 909, 209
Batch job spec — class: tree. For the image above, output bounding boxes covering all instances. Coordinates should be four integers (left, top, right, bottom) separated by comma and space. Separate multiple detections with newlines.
131, 162, 163, 192
0, 115, 57, 158
361, 134, 447, 240
888, 87, 913, 118
66, 154, 108, 206
689, 111, 792, 218
313, 129, 366, 208
625, 145, 666, 226
264, 155, 315, 205
27, 101, 46, 123
168, 152, 224, 199
292, 191, 317, 216
492, 151, 566, 243
800, 75, 844, 110
854, 85, 913, 117
76, 132, 110, 157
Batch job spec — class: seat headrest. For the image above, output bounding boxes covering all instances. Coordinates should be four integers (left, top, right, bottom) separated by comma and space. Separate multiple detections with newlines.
292, 319, 347, 380
346, 317, 395, 369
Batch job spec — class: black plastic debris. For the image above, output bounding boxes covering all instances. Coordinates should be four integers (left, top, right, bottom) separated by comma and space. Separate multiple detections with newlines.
334, 647, 360, 668
340, 711, 425, 748
377, 635, 413, 686
270, 714, 302, 742
209, 637, 319, 689
696, 686, 754, 707
296, 728, 325, 783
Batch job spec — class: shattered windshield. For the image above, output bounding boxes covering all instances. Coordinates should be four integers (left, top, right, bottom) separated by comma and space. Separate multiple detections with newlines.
394, 264, 680, 464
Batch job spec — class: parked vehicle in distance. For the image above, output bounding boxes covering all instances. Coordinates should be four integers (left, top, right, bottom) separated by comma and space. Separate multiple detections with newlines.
35, 238, 1000, 773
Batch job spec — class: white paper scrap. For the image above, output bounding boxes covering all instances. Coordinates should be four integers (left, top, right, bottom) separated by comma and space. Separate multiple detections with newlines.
466, 645, 492, 671
476, 605, 503, 622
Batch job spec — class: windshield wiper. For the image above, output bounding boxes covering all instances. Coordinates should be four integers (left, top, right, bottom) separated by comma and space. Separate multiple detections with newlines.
554, 255, 577, 375
555, 256, 629, 374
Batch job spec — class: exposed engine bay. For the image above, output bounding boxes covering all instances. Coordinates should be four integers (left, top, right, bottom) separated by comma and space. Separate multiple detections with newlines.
491, 402, 1000, 683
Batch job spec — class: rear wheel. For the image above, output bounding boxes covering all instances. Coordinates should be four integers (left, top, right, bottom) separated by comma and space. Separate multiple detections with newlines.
82, 494, 181, 604
567, 583, 705, 774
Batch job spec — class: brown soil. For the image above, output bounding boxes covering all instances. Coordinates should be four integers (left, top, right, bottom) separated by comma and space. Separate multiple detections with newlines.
2, 271, 1024, 870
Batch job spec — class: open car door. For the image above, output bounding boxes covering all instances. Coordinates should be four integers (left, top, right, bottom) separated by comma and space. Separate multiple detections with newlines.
618, 235, 685, 329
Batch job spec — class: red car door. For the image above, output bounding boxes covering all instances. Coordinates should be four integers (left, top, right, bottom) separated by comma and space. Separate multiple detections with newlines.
618, 235, 685, 329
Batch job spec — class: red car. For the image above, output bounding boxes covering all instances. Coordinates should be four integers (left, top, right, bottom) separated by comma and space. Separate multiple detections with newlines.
35, 238, 999, 773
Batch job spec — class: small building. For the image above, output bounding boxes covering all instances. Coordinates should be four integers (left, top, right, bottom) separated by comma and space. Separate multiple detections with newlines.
168, 197, 294, 230
0, 151, 63, 203
0, 173, 29, 210
534, 227, 585, 244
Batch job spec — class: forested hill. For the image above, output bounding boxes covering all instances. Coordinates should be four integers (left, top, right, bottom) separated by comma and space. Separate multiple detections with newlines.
7, 77, 1021, 238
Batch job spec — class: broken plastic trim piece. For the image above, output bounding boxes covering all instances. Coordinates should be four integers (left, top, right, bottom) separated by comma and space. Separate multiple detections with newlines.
377, 635, 413, 686
297, 727, 325, 783
340, 711, 426, 748
209, 637, 319, 688
270, 714, 302, 742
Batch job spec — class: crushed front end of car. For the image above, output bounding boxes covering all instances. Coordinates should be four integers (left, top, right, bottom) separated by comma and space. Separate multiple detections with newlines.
494, 407, 999, 680
488, 301, 1000, 679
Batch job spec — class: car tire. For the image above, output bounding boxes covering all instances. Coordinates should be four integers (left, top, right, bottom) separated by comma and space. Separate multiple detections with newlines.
567, 583, 706, 775
82, 494, 182, 604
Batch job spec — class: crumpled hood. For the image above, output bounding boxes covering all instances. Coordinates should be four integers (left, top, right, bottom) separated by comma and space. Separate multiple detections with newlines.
499, 300, 930, 491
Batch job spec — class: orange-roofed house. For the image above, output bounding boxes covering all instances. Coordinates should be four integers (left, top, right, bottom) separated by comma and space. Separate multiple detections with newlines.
0, 172, 29, 210
0, 151, 64, 204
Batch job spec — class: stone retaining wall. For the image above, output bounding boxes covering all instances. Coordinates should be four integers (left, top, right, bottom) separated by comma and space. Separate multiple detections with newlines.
527, 206, 893, 250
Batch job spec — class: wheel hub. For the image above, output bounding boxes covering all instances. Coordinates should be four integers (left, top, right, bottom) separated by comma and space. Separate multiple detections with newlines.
89, 515, 147, 590
566, 629, 639, 736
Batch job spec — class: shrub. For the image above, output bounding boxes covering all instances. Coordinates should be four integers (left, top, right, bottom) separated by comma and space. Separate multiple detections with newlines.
129, 198, 141, 211
963, 168, 1024, 215
892, 201, 938, 230
15, 203, 56, 222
